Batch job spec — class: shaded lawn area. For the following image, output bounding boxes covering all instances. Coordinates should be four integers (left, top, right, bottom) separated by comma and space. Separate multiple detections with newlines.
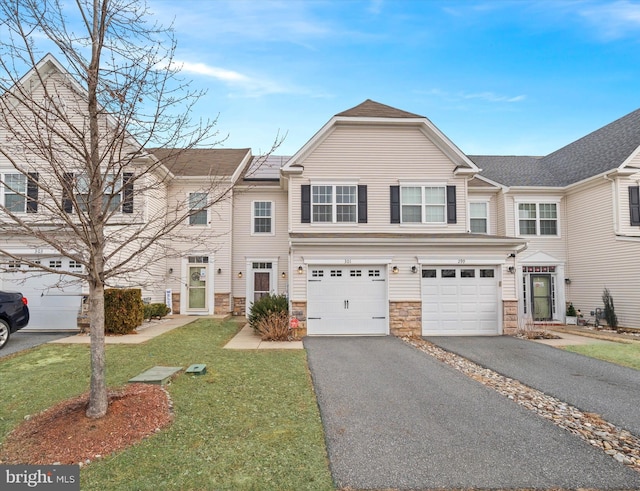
564, 342, 640, 370
0, 319, 333, 491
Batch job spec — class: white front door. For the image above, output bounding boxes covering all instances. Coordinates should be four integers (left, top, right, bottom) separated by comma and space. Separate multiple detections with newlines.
307, 266, 388, 335
422, 266, 499, 336
184, 255, 212, 314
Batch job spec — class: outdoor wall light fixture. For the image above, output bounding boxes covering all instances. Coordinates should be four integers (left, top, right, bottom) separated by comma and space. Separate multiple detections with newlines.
565, 278, 571, 285
411, 265, 418, 274
297, 266, 304, 274
281, 271, 286, 279
392, 266, 399, 274
217, 268, 222, 274
168, 267, 173, 274
237, 271, 243, 279
508, 266, 516, 274
508, 253, 516, 258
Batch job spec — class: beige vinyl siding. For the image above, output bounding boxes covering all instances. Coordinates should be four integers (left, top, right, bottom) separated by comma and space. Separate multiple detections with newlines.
566, 180, 639, 328
289, 125, 469, 234
232, 186, 289, 298
165, 179, 234, 296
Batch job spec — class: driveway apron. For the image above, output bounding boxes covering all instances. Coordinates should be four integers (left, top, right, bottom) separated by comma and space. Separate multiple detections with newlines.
304, 336, 640, 490
429, 336, 640, 436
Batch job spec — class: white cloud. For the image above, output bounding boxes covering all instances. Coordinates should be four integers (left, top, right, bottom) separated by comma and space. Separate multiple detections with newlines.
578, 0, 640, 40
422, 88, 526, 104
176, 60, 287, 97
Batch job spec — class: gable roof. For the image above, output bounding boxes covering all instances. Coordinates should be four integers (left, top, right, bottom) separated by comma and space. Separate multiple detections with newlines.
538, 107, 640, 186
151, 148, 251, 177
336, 99, 424, 119
472, 107, 640, 187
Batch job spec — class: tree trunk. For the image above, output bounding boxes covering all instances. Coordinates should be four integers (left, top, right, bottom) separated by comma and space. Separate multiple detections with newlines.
86, 277, 107, 417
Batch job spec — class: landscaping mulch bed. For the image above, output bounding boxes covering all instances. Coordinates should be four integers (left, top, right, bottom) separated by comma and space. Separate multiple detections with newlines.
0, 383, 173, 465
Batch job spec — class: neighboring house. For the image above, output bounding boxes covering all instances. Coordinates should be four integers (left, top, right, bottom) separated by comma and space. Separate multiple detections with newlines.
1, 55, 638, 334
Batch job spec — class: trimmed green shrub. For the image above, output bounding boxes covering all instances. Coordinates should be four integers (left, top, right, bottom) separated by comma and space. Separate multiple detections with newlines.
248, 293, 288, 331
144, 303, 171, 321
566, 303, 577, 317
104, 288, 144, 334
602, 288, 618, 329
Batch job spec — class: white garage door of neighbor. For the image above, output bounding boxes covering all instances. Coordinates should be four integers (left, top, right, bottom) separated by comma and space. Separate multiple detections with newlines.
422, 266, 499, 336
307, 266, 388, 335
3, 258, 83, 331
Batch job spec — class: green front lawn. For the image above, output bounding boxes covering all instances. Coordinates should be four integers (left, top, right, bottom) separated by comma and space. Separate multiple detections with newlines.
0, 319, 333, 491
564, 342, 640, 370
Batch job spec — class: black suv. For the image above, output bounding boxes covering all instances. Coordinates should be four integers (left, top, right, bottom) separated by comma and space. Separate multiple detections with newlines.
0, 291, 30, 349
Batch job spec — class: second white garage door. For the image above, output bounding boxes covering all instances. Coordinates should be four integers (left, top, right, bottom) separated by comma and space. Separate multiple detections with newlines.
307, 266, 388, 335
422, 266, 499, 336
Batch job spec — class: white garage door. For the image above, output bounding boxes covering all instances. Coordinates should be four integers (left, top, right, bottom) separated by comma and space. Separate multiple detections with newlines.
307, 266, 388, 335
2, 257, 83, 331
422, 266, 499, 336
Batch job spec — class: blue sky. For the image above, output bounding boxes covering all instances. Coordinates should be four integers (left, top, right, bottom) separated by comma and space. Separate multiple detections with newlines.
37, 1, 640, 156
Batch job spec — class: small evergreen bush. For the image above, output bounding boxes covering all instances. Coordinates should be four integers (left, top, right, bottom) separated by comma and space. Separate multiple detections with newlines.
566, 303, 577, 317
602, 288, 618, 329
144, 303, 171, 320
248, 294, 288, 331
104, 288, 144, 334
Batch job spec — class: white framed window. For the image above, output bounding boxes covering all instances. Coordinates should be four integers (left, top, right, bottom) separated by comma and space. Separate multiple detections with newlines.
312, 184, 357, 223
76, 173, 123, 212
252, 201, 273, 234
518, 202, 558, 236
401, 185, 446, 223
2, 173, 27, 212
189, 192, 208, 226
469, 201, 488, 234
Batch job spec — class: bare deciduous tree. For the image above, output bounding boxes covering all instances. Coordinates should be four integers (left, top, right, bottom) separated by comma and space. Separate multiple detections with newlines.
0, 0, 279, 418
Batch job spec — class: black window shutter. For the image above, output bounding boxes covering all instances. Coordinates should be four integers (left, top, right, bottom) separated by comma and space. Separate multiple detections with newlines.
390, 186, 400, 223
446, 185, 457, 224
27, 172, 38, 213
630, 186, 640, 226
62, 172, 74, 213
301, 185, 311, 223
122, 172, 134, 214
357, 185, 367, 223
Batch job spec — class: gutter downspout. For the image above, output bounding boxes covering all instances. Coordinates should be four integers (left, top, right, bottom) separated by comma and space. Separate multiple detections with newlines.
604, 173, 619, 235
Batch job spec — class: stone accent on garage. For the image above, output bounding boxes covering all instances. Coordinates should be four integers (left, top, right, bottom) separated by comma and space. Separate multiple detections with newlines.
389, 301, 421, 337
503, 300, 518, 335
214, 293, 231, 315
291, 301, 308, 337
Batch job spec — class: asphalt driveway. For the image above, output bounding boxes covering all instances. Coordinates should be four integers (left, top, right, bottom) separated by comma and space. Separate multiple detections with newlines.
429, 335, 640, 436
304, 336, 640, 490
0, 331, 70, 358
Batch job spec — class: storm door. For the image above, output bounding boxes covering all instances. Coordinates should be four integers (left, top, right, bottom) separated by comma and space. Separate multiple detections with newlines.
531, 275, 552, 321
253, 271, 271, 302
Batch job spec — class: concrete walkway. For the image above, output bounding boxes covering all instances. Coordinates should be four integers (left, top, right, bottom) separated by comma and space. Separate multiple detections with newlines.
223, 324, 303, 349
48, 315, 211, 345
534, 329, 618, 347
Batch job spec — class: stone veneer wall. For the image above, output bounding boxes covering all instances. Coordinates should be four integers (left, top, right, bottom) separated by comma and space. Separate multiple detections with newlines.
503, 300, 518, 335
233, 297, 246, 316
389, 301, 422, 337
172, 293, 180, 314
290, 301, 308, 337
214, 293, 231, 315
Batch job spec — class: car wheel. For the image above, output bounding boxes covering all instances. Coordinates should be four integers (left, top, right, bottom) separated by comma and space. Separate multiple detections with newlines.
0, 319, 9, 349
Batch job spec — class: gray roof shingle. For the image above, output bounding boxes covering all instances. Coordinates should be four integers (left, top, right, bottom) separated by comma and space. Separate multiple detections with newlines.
336, 99, 424, 119
151, 148, 250, 177
472, 107, 640, 187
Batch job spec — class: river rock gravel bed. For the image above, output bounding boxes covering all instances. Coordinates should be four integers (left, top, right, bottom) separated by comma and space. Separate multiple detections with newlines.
402, 336, 640, 472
